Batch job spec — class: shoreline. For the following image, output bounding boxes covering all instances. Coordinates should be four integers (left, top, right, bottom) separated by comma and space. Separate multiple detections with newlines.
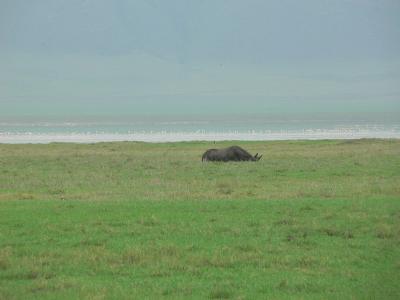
1, 130, 400, 144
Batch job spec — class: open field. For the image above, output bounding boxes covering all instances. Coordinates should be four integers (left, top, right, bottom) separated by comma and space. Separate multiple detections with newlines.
0, 139, 399, 299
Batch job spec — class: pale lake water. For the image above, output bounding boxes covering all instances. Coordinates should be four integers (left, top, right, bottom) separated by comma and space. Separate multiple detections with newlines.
1, 114, 399, 143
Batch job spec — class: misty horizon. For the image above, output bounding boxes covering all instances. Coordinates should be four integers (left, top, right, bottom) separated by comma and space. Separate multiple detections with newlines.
1, 0, 399, 119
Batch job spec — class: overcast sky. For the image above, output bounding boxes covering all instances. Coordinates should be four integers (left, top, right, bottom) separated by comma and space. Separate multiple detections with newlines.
1, 0, 399, 117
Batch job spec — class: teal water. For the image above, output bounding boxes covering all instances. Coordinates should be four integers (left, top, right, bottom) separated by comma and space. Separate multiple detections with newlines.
1, 113, 399, 143
1, 113, 399, 133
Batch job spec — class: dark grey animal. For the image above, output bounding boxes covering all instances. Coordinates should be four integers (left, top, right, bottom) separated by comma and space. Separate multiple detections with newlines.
202, 146, 262, 162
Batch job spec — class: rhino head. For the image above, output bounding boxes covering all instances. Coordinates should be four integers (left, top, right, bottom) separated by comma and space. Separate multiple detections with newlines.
253, 153, 263, 161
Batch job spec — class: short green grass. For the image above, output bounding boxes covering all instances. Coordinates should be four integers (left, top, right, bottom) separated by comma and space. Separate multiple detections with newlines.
0, 139, 399, 299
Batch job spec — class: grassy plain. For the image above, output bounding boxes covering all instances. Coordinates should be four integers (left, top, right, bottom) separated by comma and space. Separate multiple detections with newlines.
0, 139, 399, 299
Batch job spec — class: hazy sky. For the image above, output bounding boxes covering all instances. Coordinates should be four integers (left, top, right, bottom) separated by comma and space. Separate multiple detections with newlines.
1, 0, 399, 117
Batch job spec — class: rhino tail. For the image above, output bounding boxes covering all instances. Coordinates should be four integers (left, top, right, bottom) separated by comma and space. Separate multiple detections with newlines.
202, 152, 207, 162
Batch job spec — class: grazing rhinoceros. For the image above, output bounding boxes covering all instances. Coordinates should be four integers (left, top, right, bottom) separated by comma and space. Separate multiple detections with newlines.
202, 146, 262, 162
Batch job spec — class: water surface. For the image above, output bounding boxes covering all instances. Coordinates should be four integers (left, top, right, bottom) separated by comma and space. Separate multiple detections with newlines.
1, 113, 399, 143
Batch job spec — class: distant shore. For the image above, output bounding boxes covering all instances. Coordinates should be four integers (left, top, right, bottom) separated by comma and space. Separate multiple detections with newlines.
1, 129, 400, 143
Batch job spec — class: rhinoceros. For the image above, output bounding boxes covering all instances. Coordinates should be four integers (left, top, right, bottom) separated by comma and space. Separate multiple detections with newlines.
202, 146, 262, 162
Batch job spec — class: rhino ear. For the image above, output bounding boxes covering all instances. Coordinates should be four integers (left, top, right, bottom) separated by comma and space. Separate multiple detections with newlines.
254, 153, 258, 158
257, 154, 263, 161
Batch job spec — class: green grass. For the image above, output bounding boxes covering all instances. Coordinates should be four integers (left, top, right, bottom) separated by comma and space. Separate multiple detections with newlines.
0, 139, 399, 299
